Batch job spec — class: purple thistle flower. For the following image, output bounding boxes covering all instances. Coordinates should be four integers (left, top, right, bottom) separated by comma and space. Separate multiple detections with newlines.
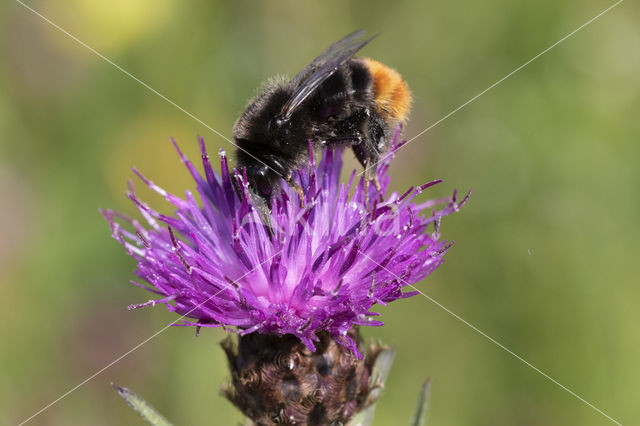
102, 128, 469, 358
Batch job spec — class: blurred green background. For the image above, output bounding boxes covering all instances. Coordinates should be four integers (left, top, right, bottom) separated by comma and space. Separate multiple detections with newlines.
1, 1, 638, 425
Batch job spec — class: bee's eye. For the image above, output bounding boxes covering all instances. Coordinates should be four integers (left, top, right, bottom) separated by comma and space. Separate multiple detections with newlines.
255, 174, 272, 196
250, 167, 272, 197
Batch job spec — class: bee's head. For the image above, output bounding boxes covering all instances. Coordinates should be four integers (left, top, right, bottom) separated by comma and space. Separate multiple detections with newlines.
232, 78, 294, 147
233, 139, 283, 202
232, 90, 293, 202
232, 78, 308, 201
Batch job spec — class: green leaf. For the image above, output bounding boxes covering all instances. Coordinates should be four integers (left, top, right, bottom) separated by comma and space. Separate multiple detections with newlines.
409, 379, 431, 426
347, 346, 396, 426
112, 383, 175, 426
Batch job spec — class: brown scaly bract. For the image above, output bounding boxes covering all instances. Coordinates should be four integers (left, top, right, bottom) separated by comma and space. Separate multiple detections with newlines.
221, 328, 386, 425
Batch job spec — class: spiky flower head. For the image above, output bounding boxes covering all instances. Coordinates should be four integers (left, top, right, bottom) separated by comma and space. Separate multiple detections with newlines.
102, 128, 468, 358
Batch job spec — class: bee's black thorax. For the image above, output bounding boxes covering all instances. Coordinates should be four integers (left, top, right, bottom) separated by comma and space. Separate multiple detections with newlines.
232, 30, 410, 205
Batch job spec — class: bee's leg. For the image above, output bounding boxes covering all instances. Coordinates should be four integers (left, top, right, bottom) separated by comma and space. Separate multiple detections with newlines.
325, 135, 361, 146
362, 160, 380, 209
371, 173, 382, 191
352, 143, 382, 209
363, 175, 371, 208
328, 134, 382, 205
285, 176, 305, 208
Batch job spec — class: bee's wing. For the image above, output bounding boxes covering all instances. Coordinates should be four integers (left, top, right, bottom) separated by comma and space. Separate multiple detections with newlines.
280, 30, 376, 121
289, 30, 366, 87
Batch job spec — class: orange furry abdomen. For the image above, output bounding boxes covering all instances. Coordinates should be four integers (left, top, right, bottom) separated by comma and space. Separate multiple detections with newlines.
363, 58, 411, 122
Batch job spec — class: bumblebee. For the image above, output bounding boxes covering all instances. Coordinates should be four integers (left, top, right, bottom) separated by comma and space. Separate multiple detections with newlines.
233, 30, 411, 206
